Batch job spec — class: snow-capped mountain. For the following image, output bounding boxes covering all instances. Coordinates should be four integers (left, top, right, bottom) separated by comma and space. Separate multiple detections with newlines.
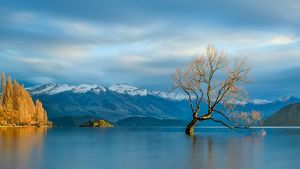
279, 96, 300, 103
27, 83, 106, 95
234, 99, 272, 105
28, 84, 192, 121
26, 83, 65, 95
26, 83, 300, 123
109, 84, 150, 96
73, 84, 106, 94
27, 83, 188, 101
27, 83, 299, 104
108, 84, 187, 100
152, 91, 187, 101
251, 99, 272, 105
235, 97, 300, 106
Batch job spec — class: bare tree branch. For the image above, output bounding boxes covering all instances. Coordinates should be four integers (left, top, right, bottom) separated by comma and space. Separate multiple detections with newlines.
172, 46, 261, 135
212, 109, 231, 121
209, 117, 234, 130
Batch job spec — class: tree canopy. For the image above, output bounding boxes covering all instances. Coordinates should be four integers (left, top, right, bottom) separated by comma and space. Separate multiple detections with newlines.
0, 72, 49, 126
173, 46, 262, 135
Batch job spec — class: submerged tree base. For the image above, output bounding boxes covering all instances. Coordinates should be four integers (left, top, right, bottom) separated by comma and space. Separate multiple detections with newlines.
185, 119, 198, 135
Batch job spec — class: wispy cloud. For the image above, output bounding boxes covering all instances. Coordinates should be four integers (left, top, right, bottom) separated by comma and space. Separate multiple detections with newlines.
270, 35, 299, 45
0, 0, 299, 99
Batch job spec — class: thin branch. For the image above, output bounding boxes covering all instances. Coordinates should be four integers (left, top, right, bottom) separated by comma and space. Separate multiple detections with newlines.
209, 117, 234, 130
212, 109, 231, 121
210, 117, 250, 130
183, 88, 195, 113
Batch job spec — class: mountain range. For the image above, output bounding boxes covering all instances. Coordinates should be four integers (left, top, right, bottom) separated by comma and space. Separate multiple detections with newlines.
26, 83, 300, 126
27, 83, 190, 122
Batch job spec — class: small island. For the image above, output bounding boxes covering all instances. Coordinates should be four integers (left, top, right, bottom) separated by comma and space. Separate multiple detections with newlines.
0, 73, 51, 127
80, 120, 114, 128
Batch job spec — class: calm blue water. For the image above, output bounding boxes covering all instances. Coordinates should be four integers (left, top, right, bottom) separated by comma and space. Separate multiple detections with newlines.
0, 127, 299, 169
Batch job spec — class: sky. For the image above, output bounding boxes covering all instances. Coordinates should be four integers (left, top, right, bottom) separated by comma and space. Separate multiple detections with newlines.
0, 0, 299, 99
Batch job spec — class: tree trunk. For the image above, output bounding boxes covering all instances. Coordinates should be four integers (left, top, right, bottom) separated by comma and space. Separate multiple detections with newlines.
185, 118, 198, 135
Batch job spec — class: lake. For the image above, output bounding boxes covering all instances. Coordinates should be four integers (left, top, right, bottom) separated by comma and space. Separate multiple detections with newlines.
0, 127, 299, 169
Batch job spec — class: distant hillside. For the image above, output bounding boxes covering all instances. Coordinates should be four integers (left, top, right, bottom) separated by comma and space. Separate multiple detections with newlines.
264, 103, 300, 126
117, 117, 188, 127
234, 97, 300, 118
27, 83, 300, 123
29, 84, 191, 121
50, 115, 100, 127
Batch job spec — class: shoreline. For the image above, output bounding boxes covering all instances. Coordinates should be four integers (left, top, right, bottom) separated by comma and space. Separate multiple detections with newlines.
1, 126, 300, 129
0, 125, 51, 128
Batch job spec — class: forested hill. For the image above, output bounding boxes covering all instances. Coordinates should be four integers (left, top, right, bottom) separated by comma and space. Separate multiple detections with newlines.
0, 73, 50, 126
264, 103, 300, 126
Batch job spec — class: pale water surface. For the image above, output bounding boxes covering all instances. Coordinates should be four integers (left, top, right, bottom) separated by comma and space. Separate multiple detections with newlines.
0, 127, 299, 169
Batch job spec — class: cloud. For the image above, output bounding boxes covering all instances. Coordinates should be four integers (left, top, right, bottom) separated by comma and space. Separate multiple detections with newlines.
270, 35, 299, 45
247, 66, 300, 99
0, 1, 299, 99
27, 76, 56, 84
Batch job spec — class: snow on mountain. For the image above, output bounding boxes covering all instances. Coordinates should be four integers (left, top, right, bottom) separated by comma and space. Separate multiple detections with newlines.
108, 84, 188, 100
108, 84, 150, 96
279, 96, 299, 102
246, 97, 299, 105
234, 99, 272, 105
27, 83, 74, 95
73, 84, 106, 94
27, 83, 106, 95
48, 84, 75, 95
28, 83, 295, 103
152, 91, 187, 101
251, 99, 272, 105
28, 83, 187, 100
226, 99, 249, 105
90, 86, 107, 94
223, 96, 300, 106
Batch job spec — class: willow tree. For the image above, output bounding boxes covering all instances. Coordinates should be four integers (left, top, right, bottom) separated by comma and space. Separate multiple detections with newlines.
0, 72, 49, 126
173, 46, 261, 135
0, 72, 5, 103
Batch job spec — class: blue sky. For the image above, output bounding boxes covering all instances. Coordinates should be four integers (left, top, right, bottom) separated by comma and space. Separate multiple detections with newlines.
0, 0, 299, 99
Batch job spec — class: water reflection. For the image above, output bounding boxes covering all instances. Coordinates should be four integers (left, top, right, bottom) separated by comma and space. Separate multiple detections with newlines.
188, 135, 212, 169
0, 128, 299, 169
187, 133, 265, 169
0, 127, 47, 169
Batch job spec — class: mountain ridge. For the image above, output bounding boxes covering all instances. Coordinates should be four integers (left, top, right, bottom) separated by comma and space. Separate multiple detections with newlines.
27, 83, 188, 101
27, 83, 300, 105
264, 103, 300, 126
26, 83, 300, 124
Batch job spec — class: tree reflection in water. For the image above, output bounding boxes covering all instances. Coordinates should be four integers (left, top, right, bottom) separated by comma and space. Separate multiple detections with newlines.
188, 133, 264, 169
0, 127, 47, 169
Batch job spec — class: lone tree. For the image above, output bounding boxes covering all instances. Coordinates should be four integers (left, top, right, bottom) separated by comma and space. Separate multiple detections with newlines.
173, 46, 261, 135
